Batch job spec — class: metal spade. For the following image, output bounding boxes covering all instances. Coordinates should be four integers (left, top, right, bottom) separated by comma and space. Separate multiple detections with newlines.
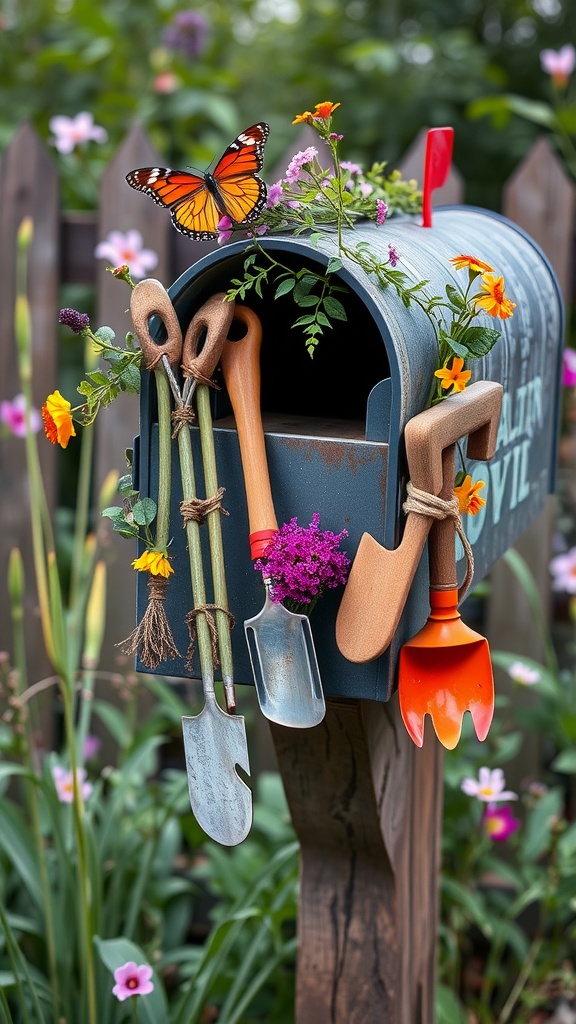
220, 305, 326, 729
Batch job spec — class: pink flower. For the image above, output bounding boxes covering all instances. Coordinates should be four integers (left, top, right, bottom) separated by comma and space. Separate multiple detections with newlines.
112, 961, 154, 1002
83, 734, 101, 761
49, 112, 107, 154
358, 181, 374, 198
216, 215, 233, 244
507, 660, 540, 686
550, 546, 576, 593
563, 348, 576, 387
285, 147, 318, 183
94, 230, 158, 280
376, 199, 388, 225
153, 71, 179, 94
340, 160, 362, 175
266, 181, 284, 207
540, 43, 576, 87
52, 765, 93, 804
0, 394, 41, 437
388, 243, 399, 267
483, 804, 520, 842
461, 767, 518, 803
329, 132, 344, 141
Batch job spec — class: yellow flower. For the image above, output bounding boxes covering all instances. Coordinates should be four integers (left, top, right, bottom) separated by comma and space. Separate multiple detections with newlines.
132, 550, 173, 577
434, 356, 472, 393
292, 110, 314, 124
475, 273, 517, 320
454, 475, 486, 516
450, 254, 494, 274
313, 101, 341, 119
41, 390, 76, 448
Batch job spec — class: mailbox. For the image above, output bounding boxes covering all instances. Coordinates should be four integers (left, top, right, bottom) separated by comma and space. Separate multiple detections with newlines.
133, 205, 564, 701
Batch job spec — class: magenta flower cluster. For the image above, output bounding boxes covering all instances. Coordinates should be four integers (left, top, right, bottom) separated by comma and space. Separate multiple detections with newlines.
254, 512, 350, 612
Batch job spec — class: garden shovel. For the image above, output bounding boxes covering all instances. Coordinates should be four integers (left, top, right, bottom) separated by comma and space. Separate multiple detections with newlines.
336, 380, 503, 664
131, 281, 252, 846
398, 384, 503, 751
220, 305, 326, 729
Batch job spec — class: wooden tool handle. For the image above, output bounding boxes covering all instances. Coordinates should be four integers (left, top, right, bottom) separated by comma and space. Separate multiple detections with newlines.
182, 293, 235, 381
219, 306, 278, 559
428, 444, 458, 589
130, 278, 182, 370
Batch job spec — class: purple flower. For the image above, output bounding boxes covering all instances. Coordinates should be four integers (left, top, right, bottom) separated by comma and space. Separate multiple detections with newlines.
59, 308, 90, 335
388, 243, 399, 267
376, 199, 388, 226
285, 147, 318, 183
266, 181, 284, 208
0, 394, 41, 437
563, 348, 576, 387
48, 112, 107, 154
340, 160, 362, 175
217, 215, 233, 245
163, 9, 209, 61
248, 224, 268, 237
329, 133, 344, 141
540, 43, 576, 87
254, 512, 350, 612
483, 804, 520, 842
358, 181, 374, 198
83, 734, 101, 761
550, 546, 576, 593
112, 961, 154, 1002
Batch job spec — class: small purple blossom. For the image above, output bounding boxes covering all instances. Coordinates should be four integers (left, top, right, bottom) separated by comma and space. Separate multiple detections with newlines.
254, 512, 350, 613
266, 181, 284, 207
358, 182, 374, 198
540, 43, 576, 86
550, 546, 576, 593
329, 133, 344, 141
217, 215, 233, 245
163, 9, 209, 61
247, 224, 268, 237
388, 243, 399, 267
285, 147, 318, 183
59, 308, 91, 335
112, 961, 154, 1002
83, 734, 101, 761
376, 199, 388, 226
340, 160, 362, 175
0, 394, 41, 437
483, 804, 520, 842
563, 348, 576, 387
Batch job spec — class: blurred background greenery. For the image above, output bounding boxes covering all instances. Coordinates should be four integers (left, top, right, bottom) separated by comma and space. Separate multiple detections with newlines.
2, 0, 576, 211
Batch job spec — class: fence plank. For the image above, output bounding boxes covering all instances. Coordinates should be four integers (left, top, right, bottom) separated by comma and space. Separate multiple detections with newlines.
398, 127, 464, 208
94, 123, 174, 666
0, 123, 58, 739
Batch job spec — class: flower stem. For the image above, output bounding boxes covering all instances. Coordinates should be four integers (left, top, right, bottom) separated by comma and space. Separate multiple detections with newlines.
153, 368, 173, 552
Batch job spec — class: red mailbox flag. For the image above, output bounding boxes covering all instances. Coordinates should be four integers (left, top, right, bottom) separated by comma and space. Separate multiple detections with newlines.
422, 127, 454, 228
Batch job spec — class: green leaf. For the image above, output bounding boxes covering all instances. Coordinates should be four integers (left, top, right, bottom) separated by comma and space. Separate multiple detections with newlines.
94, 326, 115, 344
445, 284, 465, 308
291, 315, 316, 327
444, 337, 468, 359
101, 505, 125, 521
522, 787, 563, 862
132, 498, 157, 526
550, 749, 576, 774
92, 700, 131, 748
274, 277, 296, 299
118, 363, 141, 393
117, 473, 134, 495
295, 293, 320, 307
436, 983, 468, 1024
326, 257, 343, 274
87, 370, 110, 387
322, 295, 347, 320
0, 801, 43, 908
458, 325, 501, 358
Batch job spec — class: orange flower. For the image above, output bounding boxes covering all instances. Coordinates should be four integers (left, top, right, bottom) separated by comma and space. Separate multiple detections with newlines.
450, 254, 494, 274
475, 274, 517, 320
292, 110, 314, 124
132, 550, 173, 578
434, 356, 472, 393
454, 474, 486, 516
313, 101, 341, 119
41, 390, 76, 448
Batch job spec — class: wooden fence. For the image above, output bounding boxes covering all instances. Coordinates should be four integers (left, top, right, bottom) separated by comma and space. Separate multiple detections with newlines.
0, 120, 574, 749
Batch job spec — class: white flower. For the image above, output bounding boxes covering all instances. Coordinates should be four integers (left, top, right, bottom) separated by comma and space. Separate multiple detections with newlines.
507, 661, 541, 686
550, 546, 576, 593
460, 766, 518, 803
94, 229, 158, 280
49, 112, 108, 154
52, 765, 93, 804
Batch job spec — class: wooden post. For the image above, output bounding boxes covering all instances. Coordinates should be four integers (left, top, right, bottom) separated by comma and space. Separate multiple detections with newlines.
271, 698, 443, 1024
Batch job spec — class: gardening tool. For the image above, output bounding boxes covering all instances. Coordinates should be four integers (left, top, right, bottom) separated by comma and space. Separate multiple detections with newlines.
422, 126, 454, 228
336, 380, 503, 664
220, 305, 326, 729
398, 383, 503, 750
131, 281, 252, 846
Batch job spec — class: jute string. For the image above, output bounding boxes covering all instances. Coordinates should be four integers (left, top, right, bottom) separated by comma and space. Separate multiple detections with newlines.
180, 487, 228, 526
171, 405, 197, 437
185, 604, 235, 672
117, 575, 180, 669
402, 480, 475, 601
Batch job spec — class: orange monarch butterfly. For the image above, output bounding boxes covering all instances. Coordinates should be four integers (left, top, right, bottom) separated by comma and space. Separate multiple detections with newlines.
126, 122, 270, 241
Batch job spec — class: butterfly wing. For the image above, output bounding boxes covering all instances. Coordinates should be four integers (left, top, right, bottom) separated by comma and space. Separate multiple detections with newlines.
125, 123, 270, 240
210, 122, 270, 225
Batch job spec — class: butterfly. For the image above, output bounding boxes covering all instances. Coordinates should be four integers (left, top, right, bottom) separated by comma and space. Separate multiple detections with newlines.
125, 123, 270, 241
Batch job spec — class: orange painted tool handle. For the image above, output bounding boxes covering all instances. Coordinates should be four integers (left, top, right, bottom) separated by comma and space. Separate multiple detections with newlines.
219, 306, 278, 559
